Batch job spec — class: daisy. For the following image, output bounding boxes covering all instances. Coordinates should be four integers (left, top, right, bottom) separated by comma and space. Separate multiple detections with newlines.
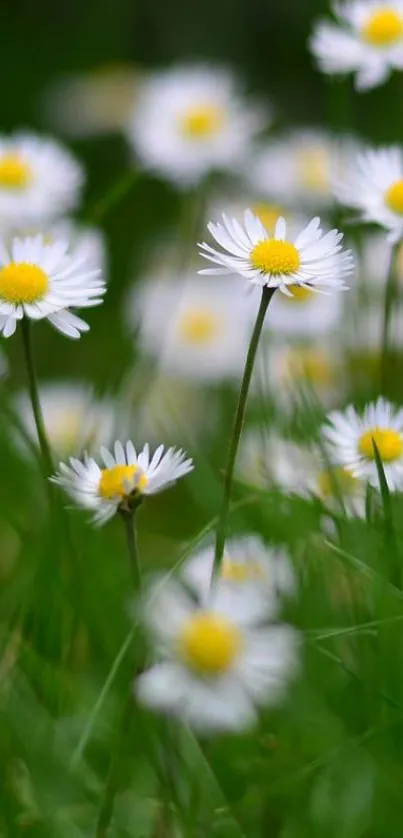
136, 576, 298, 732
310, 1, 403, 90
265, 281, 343, 336
323, 398, 403, 489
255, 341, 343, 411
125, 64, 267, 186
335, 145, 403, 242
0, 234, 105, 339
198, 212, 354, 295
0, 132, 83, 225
183, 535, 296, 622
51, 440, 194, 525
128, 271, 255, 381
2, 219, 107, 279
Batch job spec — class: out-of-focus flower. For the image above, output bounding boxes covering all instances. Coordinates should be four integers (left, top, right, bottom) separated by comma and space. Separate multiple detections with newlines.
15, 383, 116, 457
323, 398, 403, 489
264, 282, 343, 336
183, 535, 296, 622
0, 235, 105, 338
128, 271, 254, 382
249, 131, 355, 210
199, 212, 354, 295
125, 65, 268, 186
52, 441, 194, 525
136, 576, 298, 732
0, 133, 83, 226
335, 146, 403, 242
310, 1, 403, 90
42, 63, 140, 137
255, 341, 343, 411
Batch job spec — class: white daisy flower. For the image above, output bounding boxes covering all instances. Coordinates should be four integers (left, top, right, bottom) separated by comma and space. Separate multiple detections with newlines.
51, 440, 194, 525
323, 398, 403, 489
136, 576, 298, 732
15, 383, 116, 457
199, 211, 354, 295
310, 1, 403, 91
183, 535, 296, 623
128, 271, 255, 382
335, 145, 403, 242
2, 219, 107, 279
255, 341, 343, 411
248, 131, 356, 210
0, 234, 105, 339
0, 132, 83, 226
125, 64, 267, 187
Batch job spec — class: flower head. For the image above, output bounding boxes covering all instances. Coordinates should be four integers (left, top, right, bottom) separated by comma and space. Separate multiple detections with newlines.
323, 398, 403, 490
310, 1, 403, 91
136, 576, 298, 732
0, 234, 105, 338
51, 440, 194, 525
199, 211, 354, 295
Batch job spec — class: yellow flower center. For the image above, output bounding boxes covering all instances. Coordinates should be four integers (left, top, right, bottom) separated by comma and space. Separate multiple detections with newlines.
180, 105, 224, 139
318, 466, 357, 498
250, 239, 301, 275
385, 180, 403, 214
221, 558, 265, 583
98, 465, 148, 499
0, 263, 49, 304
178, 307, 219, 344
286, 284, 313, 303
0, 154, 31, 189
178, 612, 242, 675
285, 347, 333, 386
252, 203, 285, 235
298, 148, 330, 191
362, 8, 403, 45
358, 427, 403, 461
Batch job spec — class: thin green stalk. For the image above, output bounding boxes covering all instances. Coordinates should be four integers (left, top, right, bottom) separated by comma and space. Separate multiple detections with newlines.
21, 319, 53, 476
213, 286, 275, 577
120, 509, 142, 591
87, 168, 140, 225
380, 241, 400, 394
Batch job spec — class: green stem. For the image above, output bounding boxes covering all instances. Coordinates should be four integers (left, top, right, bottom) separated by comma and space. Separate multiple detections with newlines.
21, 319, 53, 476
380, 242, 399, 394
88, 168, 139, 225
120, 509, 142, 591
213, 286, 275, 577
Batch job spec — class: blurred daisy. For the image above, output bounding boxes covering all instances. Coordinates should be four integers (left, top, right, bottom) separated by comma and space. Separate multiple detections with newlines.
310, 463, 366, 517
335, 146, 403, 242
136, 576, 298, 732
255, 341, 343, 410
128, 272, 254, 381
323, 398, 403, 489
199, 212, 354, 294
0, 235, 105, 338
16, 383, 116, 457
183, 535, 296, 622
43, 63, 139, 137
249, 131, 355, 210
265, 282, 343, 336
0, 132, 83, 226
52, 440, 194, 525
310, 1, 403, 91
126, 64, 267, 186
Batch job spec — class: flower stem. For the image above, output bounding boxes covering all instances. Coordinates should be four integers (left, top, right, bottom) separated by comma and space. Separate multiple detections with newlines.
380, 241, 399, 394
120, 509, 142, 591
213, 286, 275, 578
21, 319, 53, 476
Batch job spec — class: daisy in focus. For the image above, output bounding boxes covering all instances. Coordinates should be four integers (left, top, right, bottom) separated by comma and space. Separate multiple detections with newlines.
125, 64, 267, 186
52, 440, 194, 525
0, 132, 83, 226
323, 398, 403, 489
0, 234, 105, 338
335, 146, 403, 242
183, 535, 296, 622
136, 576, 298, 732
310, 1, 403, 91
199, 211, 354, 295
3, 219, 107, 279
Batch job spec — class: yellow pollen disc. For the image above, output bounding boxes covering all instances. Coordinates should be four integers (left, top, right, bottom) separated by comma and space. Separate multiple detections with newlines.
286, 284, 313, 303
285, 348, 333, 386
252, 203, 285, 235
221, 558, 265, 583
251, 239, 301, 275
298, 148, 330, 191
358, 427, 403, 461
178, 612, 242, 675
385, 180, 403, 214
0, 154, 31, 189
178, 307, 219, 344
318, 466, 357, 498
362, 8, 403, 45
180, 105, 224, 139
98, 465, 148, 499
0, 263, 48, 304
